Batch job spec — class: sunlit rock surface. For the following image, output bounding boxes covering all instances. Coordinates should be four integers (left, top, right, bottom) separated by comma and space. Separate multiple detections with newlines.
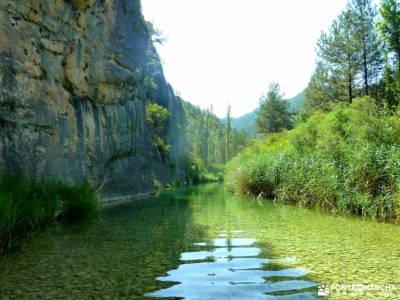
0, 0, 185, 196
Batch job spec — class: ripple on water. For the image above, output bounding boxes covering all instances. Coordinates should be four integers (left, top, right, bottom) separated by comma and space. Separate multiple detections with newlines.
145, 231, 319, 299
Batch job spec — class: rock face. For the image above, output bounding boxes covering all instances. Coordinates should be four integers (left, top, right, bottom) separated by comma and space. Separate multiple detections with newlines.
0, 0, 186, 196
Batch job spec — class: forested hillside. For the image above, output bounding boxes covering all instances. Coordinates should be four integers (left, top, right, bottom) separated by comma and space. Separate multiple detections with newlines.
228, 111, 257, 132
180, 99, 249, 183
225, 91, 305, 136
289, 91, 305, 110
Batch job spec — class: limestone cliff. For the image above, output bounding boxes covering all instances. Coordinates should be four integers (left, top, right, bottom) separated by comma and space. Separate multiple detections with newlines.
0, 0, 186, 196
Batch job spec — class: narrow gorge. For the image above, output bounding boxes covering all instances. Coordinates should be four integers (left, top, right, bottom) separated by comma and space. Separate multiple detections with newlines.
0, 0, 186, 197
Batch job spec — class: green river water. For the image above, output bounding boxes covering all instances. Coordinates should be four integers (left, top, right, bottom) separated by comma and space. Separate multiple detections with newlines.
0, 184, 399, 299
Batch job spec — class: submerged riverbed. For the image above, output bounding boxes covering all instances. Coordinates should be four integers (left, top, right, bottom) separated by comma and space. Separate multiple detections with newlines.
0, 184, 399, 299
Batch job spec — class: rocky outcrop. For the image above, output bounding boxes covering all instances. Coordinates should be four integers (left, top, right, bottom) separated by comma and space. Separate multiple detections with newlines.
0, 0, 186, 196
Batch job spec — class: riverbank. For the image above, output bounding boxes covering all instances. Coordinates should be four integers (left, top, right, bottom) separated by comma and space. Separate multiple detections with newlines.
0, 174, 98, 253
226, 97, 400, 220
100, 192, 158, 207
1, 184, 399, 299
0, 173, 225, 254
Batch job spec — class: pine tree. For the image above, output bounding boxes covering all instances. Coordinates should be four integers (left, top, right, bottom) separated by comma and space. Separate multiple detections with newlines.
378, 0, 400, 73
256, 83, 293, 134
349, 0, 383, 96
317, 10, 363, 103
225, 104, 232, 162
305, 61, 348, 112
381, 62, 400, 108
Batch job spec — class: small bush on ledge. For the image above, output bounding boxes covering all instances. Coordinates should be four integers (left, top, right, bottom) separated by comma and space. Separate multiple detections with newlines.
68, 0, 96, 10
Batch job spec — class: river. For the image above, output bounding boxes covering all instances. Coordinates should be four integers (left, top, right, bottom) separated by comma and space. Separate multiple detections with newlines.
0, 184, 399, 299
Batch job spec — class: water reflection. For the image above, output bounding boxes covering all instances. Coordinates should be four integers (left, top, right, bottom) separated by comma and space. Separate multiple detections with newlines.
146, 230, 318, 299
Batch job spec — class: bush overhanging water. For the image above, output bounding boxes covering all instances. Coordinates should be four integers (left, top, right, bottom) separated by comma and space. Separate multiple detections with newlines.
225, 97, 400, 220
0, 174, 98, 252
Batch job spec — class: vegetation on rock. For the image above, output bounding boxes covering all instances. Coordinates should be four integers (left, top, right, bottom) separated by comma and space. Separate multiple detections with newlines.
145, 102, 170, 160
68, 0, 95, 10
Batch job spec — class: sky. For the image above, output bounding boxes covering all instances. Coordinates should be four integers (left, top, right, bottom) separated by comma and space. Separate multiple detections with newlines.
141, 0, 364, 118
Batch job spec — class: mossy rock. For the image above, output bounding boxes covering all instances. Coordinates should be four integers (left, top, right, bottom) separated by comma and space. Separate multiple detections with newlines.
69, 0, 96, 10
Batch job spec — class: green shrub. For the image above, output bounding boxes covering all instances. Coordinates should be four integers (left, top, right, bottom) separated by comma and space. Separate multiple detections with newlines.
344, 144, 391, 195
0, 174, 98, 252
58, 180, 98, 221
145, 102, 169, 132
226, 97, 400, 220
145, 102, 170, 160
69, 0, 95, 10
277, 153, 339, 209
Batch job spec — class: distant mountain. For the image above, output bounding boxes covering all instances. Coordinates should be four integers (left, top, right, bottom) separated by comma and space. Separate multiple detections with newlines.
223, 90, 305, 135
288, 90, 305, 111
230, 110, 257, 135
221, 110, 257, 136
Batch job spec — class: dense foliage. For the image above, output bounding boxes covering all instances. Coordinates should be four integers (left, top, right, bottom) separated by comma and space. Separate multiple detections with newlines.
226, 97, 400, 219
305, 0, 399, 112
0, 174, 98, 252
180, 99, 249, 183
378, 0, 400, 71
145, 102, 170, 161
227, 0, 400, 221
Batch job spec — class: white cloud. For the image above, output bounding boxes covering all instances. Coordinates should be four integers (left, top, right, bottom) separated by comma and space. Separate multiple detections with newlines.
142, 0, 354, 117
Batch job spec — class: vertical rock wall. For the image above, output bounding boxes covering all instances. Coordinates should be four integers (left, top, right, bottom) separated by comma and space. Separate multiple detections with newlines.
0, 0, 185, 196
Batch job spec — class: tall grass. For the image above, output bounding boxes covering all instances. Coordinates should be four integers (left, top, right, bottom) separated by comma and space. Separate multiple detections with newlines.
0, 174, 98, 252
226, 97, 400, 220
